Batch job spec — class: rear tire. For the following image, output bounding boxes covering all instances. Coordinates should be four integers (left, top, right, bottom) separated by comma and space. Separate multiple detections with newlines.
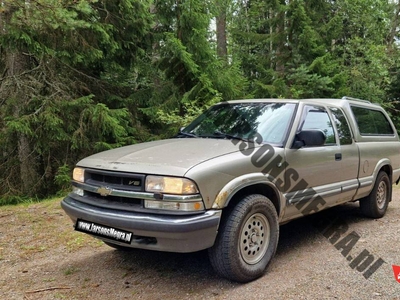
208, 194, 279, 282
360, 171, 390, 218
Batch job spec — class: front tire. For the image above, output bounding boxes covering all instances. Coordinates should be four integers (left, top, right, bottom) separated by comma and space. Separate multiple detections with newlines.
360, 171, 391, 218
208, 194, 279, 282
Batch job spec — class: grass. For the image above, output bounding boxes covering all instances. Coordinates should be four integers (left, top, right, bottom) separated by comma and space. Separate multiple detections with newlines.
1, 196, 104, 266
54, 292, 67, 299
20, 244, 47, 253
0, 194, 57, 206
63, 265, 80, 276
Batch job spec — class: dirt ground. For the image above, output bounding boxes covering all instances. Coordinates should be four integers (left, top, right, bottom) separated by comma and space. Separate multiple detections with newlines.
1, 188, 400, 300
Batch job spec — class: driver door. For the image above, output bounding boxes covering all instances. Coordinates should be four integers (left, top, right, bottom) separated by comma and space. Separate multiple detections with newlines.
283, 104, 343, 219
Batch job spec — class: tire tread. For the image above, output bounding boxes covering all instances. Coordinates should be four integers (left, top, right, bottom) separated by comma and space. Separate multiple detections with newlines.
360, 171, 390, 218
208, 194, 279, 282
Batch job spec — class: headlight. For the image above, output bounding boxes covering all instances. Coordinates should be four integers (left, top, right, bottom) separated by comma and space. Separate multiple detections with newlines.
73, 167, 85, 182
145, 176, 199, 194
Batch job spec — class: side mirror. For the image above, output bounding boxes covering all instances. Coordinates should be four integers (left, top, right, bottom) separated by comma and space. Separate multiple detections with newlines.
292, 129, 326, 149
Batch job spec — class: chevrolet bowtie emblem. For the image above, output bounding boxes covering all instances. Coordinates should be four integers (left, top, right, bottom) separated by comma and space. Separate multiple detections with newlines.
97, 186, 112, 197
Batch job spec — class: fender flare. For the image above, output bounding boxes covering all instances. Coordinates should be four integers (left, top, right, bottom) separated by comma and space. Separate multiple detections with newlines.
212, 172, 285, 217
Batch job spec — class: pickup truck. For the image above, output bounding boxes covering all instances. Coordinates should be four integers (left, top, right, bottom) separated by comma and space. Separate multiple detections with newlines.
61, 97, 400, 282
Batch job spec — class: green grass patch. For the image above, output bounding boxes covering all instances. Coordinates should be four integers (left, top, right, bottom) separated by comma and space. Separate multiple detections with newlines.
64, 265, 80, 276
0, 193, 68, 207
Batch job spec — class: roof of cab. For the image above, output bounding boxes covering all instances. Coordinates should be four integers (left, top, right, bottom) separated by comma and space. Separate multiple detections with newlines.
224, 96, 382, 109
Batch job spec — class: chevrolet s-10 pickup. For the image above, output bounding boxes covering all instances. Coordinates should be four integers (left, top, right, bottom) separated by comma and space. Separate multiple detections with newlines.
62, 96, 400, 282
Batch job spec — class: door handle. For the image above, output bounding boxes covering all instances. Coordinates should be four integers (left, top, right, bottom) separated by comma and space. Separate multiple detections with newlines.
335, 153, 342, 161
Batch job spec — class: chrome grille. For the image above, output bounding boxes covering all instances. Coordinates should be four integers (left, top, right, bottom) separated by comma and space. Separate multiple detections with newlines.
85, 168, 145, 192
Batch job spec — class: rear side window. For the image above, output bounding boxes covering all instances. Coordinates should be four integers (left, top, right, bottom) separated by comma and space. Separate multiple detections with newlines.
329, 107, 353, 145
351, 106, 394, 135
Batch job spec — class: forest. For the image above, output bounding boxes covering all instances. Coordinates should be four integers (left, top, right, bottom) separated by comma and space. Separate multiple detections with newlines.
1, 0, 400, 203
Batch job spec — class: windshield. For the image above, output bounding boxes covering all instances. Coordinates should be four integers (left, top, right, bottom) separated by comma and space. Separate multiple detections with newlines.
181, 102, 297, 144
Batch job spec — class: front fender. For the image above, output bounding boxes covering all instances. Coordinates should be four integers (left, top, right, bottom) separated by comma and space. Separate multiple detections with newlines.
212, 173, 285, 217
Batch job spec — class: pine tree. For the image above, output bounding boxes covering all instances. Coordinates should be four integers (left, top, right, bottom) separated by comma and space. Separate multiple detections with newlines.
138, 0, 247, 137
0, 0, 153, 200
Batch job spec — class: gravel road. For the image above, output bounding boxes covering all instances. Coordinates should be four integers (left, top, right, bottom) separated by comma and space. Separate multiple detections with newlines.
1, 188, 399, 299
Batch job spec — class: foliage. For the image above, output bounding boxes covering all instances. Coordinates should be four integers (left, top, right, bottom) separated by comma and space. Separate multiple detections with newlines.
0, 0, 153, 200
0, 0, 400, 204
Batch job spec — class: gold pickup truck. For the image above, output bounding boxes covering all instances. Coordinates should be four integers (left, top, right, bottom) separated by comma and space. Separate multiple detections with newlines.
61, 97, 400, 282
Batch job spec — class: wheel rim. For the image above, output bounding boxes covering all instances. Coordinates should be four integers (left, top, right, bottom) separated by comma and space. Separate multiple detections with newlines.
376, 180, 387, 210
239, 213, 270, 265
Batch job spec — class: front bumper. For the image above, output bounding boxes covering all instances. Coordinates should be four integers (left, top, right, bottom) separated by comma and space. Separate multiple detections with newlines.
61, 196, 222, 253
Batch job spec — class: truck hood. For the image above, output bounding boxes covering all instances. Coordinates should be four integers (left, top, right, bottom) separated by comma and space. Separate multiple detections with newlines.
77, 138, 249, 176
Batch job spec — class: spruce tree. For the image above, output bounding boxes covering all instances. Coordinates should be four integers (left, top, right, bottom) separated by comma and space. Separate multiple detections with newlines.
0, 0, 152, 200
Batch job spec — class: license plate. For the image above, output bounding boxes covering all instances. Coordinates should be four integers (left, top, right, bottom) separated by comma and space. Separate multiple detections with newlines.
75, 219, 133, 244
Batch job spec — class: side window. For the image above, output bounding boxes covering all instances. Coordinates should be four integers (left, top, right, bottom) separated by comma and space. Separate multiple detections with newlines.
351, 106, 394, 135
329, 107, 353, 145
300, 106, 336, 145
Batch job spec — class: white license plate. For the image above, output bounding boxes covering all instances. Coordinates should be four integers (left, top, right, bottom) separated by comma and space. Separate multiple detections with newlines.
75, 219, 133, 244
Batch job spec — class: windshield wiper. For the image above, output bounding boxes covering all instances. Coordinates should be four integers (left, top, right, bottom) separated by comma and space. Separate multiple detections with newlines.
177, 131, 198, 138
212, 130, 248, 141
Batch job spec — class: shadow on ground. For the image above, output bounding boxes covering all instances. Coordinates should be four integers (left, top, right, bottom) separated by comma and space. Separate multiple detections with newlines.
57, 201, 379, 296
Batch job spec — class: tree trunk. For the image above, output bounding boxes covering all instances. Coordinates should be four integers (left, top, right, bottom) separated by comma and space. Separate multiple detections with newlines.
216, 4, 228, 59
0, 4, 40, 196
387, 1, 400, 52
176, 0, 186, 117
275, 1, 286, 75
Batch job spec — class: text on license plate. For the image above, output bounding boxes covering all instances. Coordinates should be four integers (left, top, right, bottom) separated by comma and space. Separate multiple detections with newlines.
75, 219, 133, 244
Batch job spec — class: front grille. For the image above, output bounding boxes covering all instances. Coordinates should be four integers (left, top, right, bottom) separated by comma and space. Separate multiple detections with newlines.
86, 191, 142, 206
85, 168, 145, 192
83, 191, 143, 212
76, 169, 146, 212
